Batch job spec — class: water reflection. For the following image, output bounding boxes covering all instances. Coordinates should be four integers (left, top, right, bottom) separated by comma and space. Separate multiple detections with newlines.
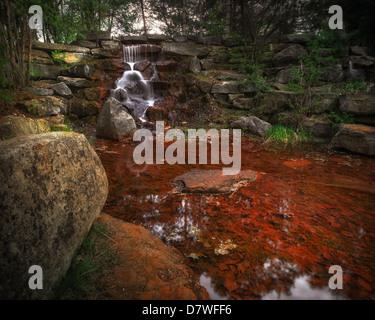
95, 138, 375, 300
262, 275, 345, 300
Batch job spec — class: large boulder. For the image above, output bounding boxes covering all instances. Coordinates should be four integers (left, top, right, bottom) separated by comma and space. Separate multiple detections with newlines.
96, 97, 136, 140
0, 132, 108, 299
339, 93, 375, 115
332, 124, 375, 156
230, 116, 272, 137
273, 44, 308, 67
0, 115, 50, 139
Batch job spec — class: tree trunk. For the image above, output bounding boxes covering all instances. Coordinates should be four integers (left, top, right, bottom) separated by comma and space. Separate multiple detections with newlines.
182, 0, 187, 35
225, 0, 231, 36
140, 0, 147, 34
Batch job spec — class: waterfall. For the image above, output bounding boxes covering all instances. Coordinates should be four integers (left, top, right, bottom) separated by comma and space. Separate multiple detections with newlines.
112, 45, 156, 121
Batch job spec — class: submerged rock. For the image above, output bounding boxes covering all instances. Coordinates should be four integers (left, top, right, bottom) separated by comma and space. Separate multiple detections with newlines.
172, 169, 257, 194
0, 132, 108, 299
96, 97, 136, 141
332, 124, 375, 156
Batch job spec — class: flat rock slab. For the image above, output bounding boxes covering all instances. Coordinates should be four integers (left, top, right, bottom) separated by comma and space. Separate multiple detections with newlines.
171, 170, 257, 194
99, 214, 207, 300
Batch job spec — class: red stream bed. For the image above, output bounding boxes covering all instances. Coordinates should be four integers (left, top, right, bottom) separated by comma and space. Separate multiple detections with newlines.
94, 137, 375, 300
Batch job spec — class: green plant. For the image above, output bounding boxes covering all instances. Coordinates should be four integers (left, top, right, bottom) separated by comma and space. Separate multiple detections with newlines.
51, 50, 68, 68
328, 111, 354, 125
343, 77, 369, 93
265, 125, 312, 144
54, 221, 119, 299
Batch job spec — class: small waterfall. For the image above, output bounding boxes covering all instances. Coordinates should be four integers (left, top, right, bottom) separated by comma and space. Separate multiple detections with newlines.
112, 45, 157, 121
347, 60, 361, 80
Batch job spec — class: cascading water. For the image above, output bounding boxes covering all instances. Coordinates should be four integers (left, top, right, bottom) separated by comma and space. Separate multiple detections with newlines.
112, 44, 158, 121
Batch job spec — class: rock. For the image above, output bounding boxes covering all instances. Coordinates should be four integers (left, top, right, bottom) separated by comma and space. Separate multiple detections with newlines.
120, 35, 148, 44
100, 40, 120, 50
30, 64, 61, 80
98, 213, 207, 300
273, 44, 308, 67
278, 34, 312, 45
0, 132, 108, 299
339, 93, 375, 115
200, 59, 214, 70
350, 55, 374, 68
162, 41, 209, 58
272, 112, 303, 127
156, 60, 178, 72
311, 93, 338, 114
70, 40, 98, 49
52, 52, 93, 64
173, 35, 188, 42
134, 60, 151, 72
350, 46, 368, 56
32, 40, 90, 53
147, 34, 171, 43
68, 97, 100, 117
189, 56, 201, 73
301, 117, 333, 138
0, 115, 50, 139
19, 96, 68, 116
232, 98, 254, 110
60, 64, 96, 80
186, 74, 213, 93
146, 105, 168, 121
228, 94, 245, 101
31, 49, 53, 65
82, 87, 103, 101
259, 90, 297, 113
230, 116, 272, 137
172, 170, 257, 194
96, 97, 136, 140
50, 82, 73, 99
332, 124, 375, 156
91, 48, 120, 58
211, 81, 238, 94
23, 87, 54, 96
57, 76, 92, 88
276, 67, 299, 84
238, 82, 257, 94
205, 36, 221, 46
